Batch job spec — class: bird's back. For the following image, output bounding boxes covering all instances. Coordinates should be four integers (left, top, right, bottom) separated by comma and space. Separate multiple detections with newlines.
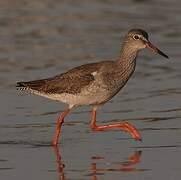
17, 59, 136, 106
17, 61, 112, 95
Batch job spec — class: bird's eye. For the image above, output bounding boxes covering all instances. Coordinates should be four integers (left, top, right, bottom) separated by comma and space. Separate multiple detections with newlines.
133, 35, 140, 40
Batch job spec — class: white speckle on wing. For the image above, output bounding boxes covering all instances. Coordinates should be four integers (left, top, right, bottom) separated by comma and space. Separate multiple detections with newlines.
91, 71, 97, 76
25, 79, 109, 107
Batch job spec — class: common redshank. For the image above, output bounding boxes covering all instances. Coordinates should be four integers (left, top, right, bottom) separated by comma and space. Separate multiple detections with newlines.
17, 29, 168, 146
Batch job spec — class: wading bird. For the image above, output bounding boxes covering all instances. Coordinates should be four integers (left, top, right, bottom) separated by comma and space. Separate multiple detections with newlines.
17, 29, 168, 146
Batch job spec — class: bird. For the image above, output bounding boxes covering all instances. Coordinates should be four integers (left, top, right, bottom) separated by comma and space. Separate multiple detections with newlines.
17, 29, 169, 146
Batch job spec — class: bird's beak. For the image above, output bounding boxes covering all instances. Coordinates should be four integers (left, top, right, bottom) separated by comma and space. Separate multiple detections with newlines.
145, 41, 169, 59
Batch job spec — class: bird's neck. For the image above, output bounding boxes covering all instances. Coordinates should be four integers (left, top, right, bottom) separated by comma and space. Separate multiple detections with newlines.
117, 42, 138, 66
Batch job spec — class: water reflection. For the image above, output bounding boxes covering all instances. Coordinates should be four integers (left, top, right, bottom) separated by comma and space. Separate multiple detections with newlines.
52, 146, 142, 180
53, 146, 65, 180
90, 151, 143, 180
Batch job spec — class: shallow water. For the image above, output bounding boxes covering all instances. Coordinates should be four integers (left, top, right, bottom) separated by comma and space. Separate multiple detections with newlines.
0, 0, 181, 179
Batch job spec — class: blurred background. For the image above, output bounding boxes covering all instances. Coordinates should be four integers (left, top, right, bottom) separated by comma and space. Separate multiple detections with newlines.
0, 0, 180, 180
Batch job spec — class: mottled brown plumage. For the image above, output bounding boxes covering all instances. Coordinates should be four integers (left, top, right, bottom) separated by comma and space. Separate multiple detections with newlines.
17, 29, 168, 108
17, 62, 103, 94
17, 29, 168, 145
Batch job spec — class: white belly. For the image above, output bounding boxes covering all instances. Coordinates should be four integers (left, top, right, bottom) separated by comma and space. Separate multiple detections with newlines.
28, 81, 110, 107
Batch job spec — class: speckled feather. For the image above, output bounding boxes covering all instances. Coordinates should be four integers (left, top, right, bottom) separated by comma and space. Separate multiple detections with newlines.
17, 29, 154, 107
17, 61, 110, 95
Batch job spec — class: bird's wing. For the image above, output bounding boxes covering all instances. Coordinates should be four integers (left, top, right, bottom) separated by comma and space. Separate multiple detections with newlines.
17, 61, 112, 95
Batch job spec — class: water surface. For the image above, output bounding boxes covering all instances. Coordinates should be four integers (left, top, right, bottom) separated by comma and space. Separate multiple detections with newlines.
0, 0, 181, 179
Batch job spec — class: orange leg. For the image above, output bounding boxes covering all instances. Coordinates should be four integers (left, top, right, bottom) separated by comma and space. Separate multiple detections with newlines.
91, 107, 141, 141
53, 108, 71, 146
52, 146, 65, 179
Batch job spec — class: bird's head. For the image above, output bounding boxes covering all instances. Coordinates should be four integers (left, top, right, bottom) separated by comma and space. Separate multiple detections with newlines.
125, 29, 168, 59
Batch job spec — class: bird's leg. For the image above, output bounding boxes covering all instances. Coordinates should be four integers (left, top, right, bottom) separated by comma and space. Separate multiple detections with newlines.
91, 107, 141, 141
52, 146, 65, 179
53, 107, 71, 146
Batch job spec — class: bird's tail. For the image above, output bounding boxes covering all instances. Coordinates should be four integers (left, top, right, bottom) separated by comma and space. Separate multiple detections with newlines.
16, 82, 28, 90
16, 78, 48, 91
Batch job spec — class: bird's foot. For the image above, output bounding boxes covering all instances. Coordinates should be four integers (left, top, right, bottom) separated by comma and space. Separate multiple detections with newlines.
91, 121, 141, 141
119, 121, 142, 141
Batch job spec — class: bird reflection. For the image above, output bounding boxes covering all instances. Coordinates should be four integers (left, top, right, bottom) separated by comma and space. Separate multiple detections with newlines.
52, 146, 65, 180
91, 151, 142, 180
121, 151, 142, 171
52, 146, 142, 180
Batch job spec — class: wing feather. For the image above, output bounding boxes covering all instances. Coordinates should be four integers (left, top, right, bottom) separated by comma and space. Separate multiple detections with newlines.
17, 61, 112, 95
